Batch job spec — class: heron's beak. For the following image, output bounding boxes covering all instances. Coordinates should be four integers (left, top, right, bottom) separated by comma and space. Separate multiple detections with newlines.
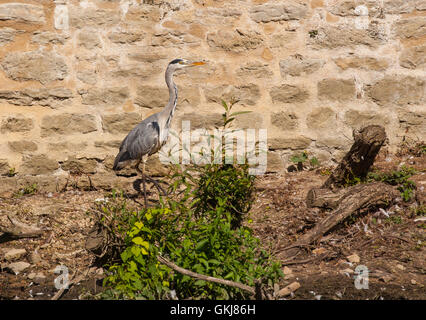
190, 61, 205, 66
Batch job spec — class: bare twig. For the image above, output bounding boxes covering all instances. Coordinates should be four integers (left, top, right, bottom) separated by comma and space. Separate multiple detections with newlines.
51, 270, 88, 300
157, 255, 261, 298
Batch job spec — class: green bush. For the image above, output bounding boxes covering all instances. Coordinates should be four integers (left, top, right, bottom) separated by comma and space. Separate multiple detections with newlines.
367, 166, 417, 202
99, 100, 283, 300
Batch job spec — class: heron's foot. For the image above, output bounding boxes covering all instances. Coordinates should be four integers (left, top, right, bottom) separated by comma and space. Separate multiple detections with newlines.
145, 176, 168, 196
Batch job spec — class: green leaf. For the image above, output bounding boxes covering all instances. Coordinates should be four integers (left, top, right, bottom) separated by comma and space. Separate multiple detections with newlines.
132, 237, 150, 249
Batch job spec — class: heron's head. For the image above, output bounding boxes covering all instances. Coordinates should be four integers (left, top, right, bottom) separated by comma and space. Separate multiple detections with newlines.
168, 58, 205, 71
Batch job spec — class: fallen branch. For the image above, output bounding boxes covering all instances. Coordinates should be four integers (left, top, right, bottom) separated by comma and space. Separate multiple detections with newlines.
285, 182, 398, 257
0, 215, 44, 242
157, 255, 262, 298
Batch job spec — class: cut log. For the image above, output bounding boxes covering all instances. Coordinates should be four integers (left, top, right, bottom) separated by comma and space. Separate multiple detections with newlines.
286, 182, 398, 254
322, 125, 386, 190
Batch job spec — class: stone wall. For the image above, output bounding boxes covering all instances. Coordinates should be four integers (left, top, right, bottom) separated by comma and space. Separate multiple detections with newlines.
0, 0, 425, 192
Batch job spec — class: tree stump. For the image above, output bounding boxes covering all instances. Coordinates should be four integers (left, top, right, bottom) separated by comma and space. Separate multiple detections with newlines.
322, 125, 387, 190
282, 125, 397, 257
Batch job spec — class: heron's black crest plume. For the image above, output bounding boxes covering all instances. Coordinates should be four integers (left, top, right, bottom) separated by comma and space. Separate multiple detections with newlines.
170, 58, 183, 64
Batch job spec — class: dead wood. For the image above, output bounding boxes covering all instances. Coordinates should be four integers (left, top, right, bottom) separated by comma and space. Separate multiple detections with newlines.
0, 215, 44, 242
285, 182, 398, 257
322, 125, 386, 190
157, 255, 266, 299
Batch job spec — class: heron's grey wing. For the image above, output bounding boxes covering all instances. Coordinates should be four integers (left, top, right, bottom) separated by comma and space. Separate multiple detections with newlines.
113, 118, 160, 170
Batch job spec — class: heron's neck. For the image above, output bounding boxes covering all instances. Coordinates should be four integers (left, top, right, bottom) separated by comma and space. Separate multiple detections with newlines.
161, 67, 178, 129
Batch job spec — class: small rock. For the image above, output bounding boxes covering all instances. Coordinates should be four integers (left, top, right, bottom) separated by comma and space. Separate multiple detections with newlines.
312, 247, 326, 255
4, 248, 27, 261
34, 273, 46, 284
347, 253, 360, 264
7, 261, 30, 274
411, 279, 417, 285
28, 250, 41, 264
277, 281, 301, 297
28, 272, 36, 280
283, 266, 293, 275
396, 264, 405, 271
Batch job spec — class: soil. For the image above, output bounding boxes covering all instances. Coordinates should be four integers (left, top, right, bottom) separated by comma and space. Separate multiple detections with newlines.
0, 149, 424, 300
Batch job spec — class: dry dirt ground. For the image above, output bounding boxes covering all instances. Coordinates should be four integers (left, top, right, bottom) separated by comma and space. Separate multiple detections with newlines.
0, 150, 424, 300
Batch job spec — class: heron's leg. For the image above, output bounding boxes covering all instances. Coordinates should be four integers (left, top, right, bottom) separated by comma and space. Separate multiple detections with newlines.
135, 159, 148, 207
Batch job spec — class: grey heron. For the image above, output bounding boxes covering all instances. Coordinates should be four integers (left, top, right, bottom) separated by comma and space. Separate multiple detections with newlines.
113, 58, 205, 206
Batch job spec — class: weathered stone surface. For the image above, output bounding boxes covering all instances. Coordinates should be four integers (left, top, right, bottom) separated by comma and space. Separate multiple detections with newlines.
77, 70, 97, 85
280, 55, 325, 77
417, 0, 426, 11
267, 151, 284, 173
4, 248, 26, 261
306, 107, 336, 130
310, 23, 386, 49
234, 112, 264, 129
152, 30, 200, 47
6, 261, 30, 274
41, 114, 97, 137
79, 87, 129, 106
135, 86, 167, 109
1, 51, 68, 84
125, 4, 162, 24
271, 111, 299, 130
250, 2, 308, 22
393, 18, 426, 40
8, 140, 38, 153
0, 27, 23, 46
1, 114, 33, 133
269, 32, 297, 48
398, 110, 426, 133
318, 79, 356, 102
69, 6, 120, 28
207, 29, 263, 52
367, 76, 425, 106
383, 0, 416, 14
61, 157, 98, 174
78, 29, 101, 49
48, 141, 88, 153
94, 140, 121, 150
135, 85, 201, 109
205, 84, 260, 106
344, 110, 389, 128
20, 155, 59, 175
111, 64, 162, 80
177, 112, 223, 129
31, 31, 69, 45
268, 136, 311, 150
270, 84, 309, 104
236, 61, 273, 78
0, 159, 10, 175
0, 88, 73, 108
334, 56, 389, 71
108, 29, 145, 44
400, 45, 426, 69
0, 3, 45, 24
102, 113, 141, 134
